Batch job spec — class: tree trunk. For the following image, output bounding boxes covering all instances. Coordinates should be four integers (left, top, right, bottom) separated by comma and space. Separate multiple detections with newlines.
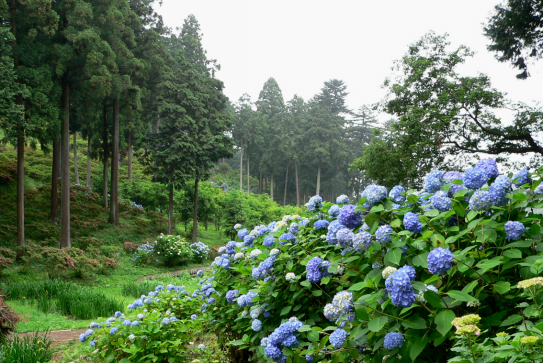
192, 177, 200, 243
73, 133, 79, 185
270, 174, 274, 200
168, 185, 174, 235
17, 137, 24, 249
239, 139, 243, 191
259, 170, 263, 194
283, 164, 289, 206
51, 139, 60, 224
316, 162, 321, 196
294, 159, 300, 207
102, 103, 109, 209
86, 136, 92, 189
247, 152, 250, 194
128, 129, 132, 183
60, 81, 71, 248
109, 98, 120, 225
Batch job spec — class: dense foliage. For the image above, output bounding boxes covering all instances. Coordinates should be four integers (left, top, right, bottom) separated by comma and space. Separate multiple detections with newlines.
181, 160, 543, 363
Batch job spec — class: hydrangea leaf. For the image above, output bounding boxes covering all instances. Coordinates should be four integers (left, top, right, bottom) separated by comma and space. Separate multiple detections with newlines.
384, 248, 402, 266
402, 315, 427, 329
409, 335, 429, 360
435, 309, 455, 336
500, 314, 522, 327
280, 306, 292, 315
368, 316, 388, 332
446, 290, 477, 302
493, 281, 511, 294
476, 258, 503, 273
423, 290, 443, 309
503, 249, 522, 259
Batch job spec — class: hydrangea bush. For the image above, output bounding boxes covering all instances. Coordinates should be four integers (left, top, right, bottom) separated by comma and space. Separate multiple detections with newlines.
189, 161, 543, 363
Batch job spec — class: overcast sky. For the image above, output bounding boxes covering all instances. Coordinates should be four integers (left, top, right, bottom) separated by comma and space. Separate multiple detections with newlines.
156, 0, 543, 123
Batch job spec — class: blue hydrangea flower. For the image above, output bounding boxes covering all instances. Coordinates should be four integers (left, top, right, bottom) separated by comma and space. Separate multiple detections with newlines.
389, 185, 406, 204
385, 269, 415, 307
336, 194, 350, 204
488, 175, 511, 204
329, 204, 340, 217
504, 221, 525, 241
513, 168, 531, 187
307, 195, 323, 212
279, 232, 296, 245
289, 222, 299, 234
282, 334, 298, 347
430, 190, 451, 212
161, 318, 170, 325
469, 190, 493, 211
191, 314, 197, 320
375, 225, 393, 244
314, 219, 330, 230
427, 247, 454, 275
329, 329, 348, 348
384, 332, 404, 349
476, 159, 499, 179
535, 183, 543, 196
338, 205, 362, 229
443, 171, 464, 196
463, 168, 487, 189
252, 319, 263, 331
264, 235, 275, 248
306, 257, 323, 283
110, 327, 119, 334
122, 320, 131, 326
264, 344, 282, 360
403, 212, 423, 233
397, 265, 416, 281
237, 228, 248, 239
336, 228, 354, 247
360, 184, 387, 208
131, 320, 140, 326
244, 234, 255, 247
326, 220, 346, 245
424, 170, 444, 193
353, 231, 372, 252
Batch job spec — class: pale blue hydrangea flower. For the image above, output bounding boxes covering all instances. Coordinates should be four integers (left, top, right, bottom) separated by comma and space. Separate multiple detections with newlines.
384, 332, 404, 349
504, 221, 525, 241
463, 168, 487, 189
427, 247, 454, 275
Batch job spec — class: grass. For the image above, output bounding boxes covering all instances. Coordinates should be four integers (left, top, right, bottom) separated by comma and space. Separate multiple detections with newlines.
1, 280, 124, 320
0, 331, 53, 362
120, 271, 198, 298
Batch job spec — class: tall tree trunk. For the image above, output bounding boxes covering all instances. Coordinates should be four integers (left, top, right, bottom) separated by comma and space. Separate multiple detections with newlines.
283, 164, 289, 206
316, 162, 321, 196
270, 173, 274, 200
102, 103, 109, 209
128, 129, 132, 183
60, 81, 71, 248
51, 139, 60, 224
247, 152, 250, 194
109, 98, 119, 225
17, 137, 24, 249
192, 177, 200, 243
86, 136, 92, 189
73, 133, 79, 185
294, 159, 300, 207
259, 170, 263, 194
264, 177, 268, 194
239, 139, 243, 191
168, 185, 174, 235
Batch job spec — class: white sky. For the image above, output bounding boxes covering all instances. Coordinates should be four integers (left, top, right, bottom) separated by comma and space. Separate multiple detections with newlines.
156, 0, 543, 124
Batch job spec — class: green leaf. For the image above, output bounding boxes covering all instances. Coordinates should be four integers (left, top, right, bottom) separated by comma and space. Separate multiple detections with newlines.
312, 290, 323, 297
424, 290, 443, 309
500, 314, 522, 327
412, 252, 429, 268
503, 249, 522, 259
476, 259, 503, 273
301, 280, 311, 287
298, 325, 312, 332
348, 282, 367, 291
435, 309, 455, 336
410, 337, 428, 360
493, 281, 511, 294
402, 315, 427, 329
307, 330, 319, 342
512, 192, 529, 201
231, 340, 246, 346
281, 306, 292, 315
368, 316, 388, 332
462, 281, 478, 294
447, 290, 477, 302
384, 248, 402, 266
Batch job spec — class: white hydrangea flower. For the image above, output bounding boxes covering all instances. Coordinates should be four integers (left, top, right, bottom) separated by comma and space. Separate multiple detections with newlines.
466, 300, 481, 308
234, 252, 244, 260
234, 223, 242, 230
250, 249, 262, 258
382, 266, 397, 279
270, 248, 280, 256
285, 272, 296, 282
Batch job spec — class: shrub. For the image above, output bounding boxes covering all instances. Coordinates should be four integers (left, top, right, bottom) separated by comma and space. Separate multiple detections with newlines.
190, 242, 210, 262
0, 248, 15, 275
187, 163, 543, 363
0, 332, 53, 363
79, 283, 202, 362
0, 294, 20, 336
124, 242, 138, 253
153, 234, 194, 267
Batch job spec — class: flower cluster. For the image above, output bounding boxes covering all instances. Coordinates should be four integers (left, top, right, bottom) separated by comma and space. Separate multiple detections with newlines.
476, 158, 499, 179
263, 317, 304, 363
518, 277, 543, 289
360, 184, 387, 208
384, 332, 404, 349
375, 225, 393, 244
504, 221, 525, 241
323, 291, 354, 328
313, 219, 329, 230
307, 195, 323, 212
463, 168, 487, 189
385, 266, 416, 307
306, 257, 330, 283
424, 170, 443, 193
430, 190, 451, 212
427, 247, 454, 275
403, 212, 422, 233
389, 185, 406, 204
513, 168, 531, 187
352, 231, 372, 252
443, 171, 464, 195
190, 242, 210, 261
452, 314, 481, 336
337, 204, 362, 229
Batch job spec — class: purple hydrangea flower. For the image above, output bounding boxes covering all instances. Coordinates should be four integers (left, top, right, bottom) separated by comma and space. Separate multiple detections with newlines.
336, 228, 354, 247
338, 205, 362, 229
264, 235, 275, 248
307, 195, 323, 212
237, 229, 248, 239
314, 219, 330, 230
360, 184, 387, 208
306, 257, 323, 283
